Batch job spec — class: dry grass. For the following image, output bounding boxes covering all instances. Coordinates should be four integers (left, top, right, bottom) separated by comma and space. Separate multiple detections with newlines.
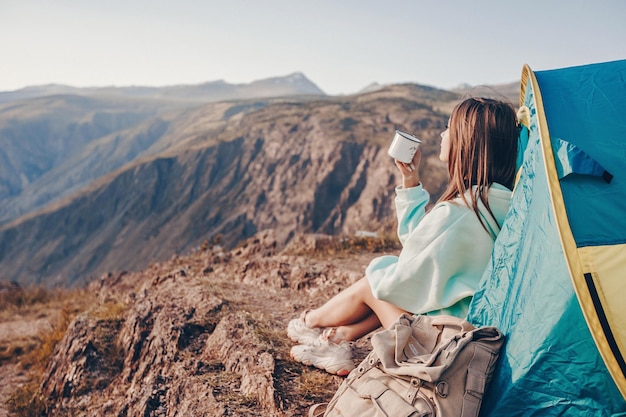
87, 301, 128, 392
1, 285, 92, 366
19, 306, 73, 373
5, 381, 48, 417
285, 234, 401, 258
0, 286, 50, 311
6, 306, 73, 416
297, 369, 340, 401
273, 357, 341, 415
2, 285, 95, 416
251, 315, 290, 352
205, 370, 259, 408
328, 235, 400, 254
90, 300, 127, 322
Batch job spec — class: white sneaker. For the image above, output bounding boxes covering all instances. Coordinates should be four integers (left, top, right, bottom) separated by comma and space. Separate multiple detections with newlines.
287, 314, 322, 345
290, 337, 355, 376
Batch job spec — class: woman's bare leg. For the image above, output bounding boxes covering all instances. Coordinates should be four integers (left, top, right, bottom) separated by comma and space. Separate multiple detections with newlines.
305, 277, 408, 341
334, 312, 381, 341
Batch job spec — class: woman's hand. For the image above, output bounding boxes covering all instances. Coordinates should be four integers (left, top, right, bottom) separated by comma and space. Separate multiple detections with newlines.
394, 149, 421, 189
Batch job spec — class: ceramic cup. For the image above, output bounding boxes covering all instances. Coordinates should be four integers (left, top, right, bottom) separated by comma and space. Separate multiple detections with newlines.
388, 130, 422, 163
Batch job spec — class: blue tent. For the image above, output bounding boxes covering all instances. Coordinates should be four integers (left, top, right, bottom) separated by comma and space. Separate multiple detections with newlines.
468, 60, 626, 415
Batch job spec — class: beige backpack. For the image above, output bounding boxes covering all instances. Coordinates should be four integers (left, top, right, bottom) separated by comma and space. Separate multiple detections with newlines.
310, 314, 504, 417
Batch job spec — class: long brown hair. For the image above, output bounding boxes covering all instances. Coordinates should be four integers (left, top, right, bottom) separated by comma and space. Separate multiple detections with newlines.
437, 97, 518, 229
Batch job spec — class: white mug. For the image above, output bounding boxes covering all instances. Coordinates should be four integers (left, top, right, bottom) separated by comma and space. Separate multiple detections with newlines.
388, 130, 422, 163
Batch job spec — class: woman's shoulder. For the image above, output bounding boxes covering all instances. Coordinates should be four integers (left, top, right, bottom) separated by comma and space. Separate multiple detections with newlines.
426, 197, 477, 226
430, 183, 512, 225
442, 183, 512, 207
487, 182, 513, 201
405, 200, 488, 249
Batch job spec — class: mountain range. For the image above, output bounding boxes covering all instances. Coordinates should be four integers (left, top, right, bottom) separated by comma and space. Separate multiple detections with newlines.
0, 72, 325, 104
0, 73, 518, 287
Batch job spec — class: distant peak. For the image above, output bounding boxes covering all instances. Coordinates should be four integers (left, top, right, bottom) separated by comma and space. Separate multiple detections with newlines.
453, 83, 473, 90
284, 72, 308, 83
262, 72, 308, 83
359, 82, 384, 93
200, 79, 227, 86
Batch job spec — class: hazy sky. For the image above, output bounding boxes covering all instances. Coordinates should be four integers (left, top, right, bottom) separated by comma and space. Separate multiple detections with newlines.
1, 0, 625, 95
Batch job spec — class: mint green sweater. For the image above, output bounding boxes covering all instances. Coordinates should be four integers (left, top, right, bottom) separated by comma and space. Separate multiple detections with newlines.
366, 183, 512, 318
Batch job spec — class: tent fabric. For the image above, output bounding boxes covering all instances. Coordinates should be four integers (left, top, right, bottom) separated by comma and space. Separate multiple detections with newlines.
467, 60, 626, 415
552, 137, 612, 182
534, 60, 626, 396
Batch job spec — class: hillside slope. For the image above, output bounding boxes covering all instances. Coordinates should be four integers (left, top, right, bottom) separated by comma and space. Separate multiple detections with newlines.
0, 74, 325, 225
0, 94, 192, 223
0, 84, 457, 287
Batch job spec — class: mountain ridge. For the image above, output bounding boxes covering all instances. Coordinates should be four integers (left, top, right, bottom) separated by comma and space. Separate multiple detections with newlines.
0, 72, 326, 104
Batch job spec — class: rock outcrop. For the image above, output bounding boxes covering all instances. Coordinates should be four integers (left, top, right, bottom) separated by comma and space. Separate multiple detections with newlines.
38, 231, 382, 416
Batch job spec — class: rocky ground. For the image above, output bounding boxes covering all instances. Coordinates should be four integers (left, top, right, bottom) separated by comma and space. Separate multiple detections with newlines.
0, 231, 398, 416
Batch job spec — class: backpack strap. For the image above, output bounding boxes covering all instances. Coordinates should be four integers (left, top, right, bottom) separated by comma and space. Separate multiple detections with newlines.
460, 329, 503, 417
308, 402, 327, 417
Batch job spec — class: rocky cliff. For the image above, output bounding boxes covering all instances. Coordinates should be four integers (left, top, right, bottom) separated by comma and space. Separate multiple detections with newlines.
0, 74, 326, 225
0, 84, 456, 287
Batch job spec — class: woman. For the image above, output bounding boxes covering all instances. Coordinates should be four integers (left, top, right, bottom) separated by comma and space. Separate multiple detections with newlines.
288, 97, 519, 376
